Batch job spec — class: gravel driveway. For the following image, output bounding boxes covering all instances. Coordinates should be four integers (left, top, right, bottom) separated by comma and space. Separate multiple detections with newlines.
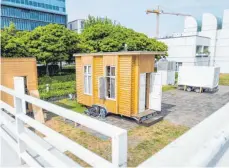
162, 85, 229, 127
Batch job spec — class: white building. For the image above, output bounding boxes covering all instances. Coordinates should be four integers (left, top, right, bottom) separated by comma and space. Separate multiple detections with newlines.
68, 19, 85, 33
159, 9, 229, 73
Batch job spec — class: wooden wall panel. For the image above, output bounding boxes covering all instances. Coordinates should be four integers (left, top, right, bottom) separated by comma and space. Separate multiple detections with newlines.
139, 55, 155, 73
75, 57, 83, 104
76, 56, 94, 106
0, 58, 38, 107
76, 55, 117, 113
102, 55, 117, 113
118, 56, 132, 116
93, 56, 104, 105
131, 56, 139, 116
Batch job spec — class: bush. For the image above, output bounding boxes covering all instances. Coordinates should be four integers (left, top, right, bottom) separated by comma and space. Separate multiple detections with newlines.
38, 74, 75, 85
39, 81, 76, 99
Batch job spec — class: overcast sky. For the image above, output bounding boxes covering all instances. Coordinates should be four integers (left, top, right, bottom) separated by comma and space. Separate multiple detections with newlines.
66, 0, 229, 37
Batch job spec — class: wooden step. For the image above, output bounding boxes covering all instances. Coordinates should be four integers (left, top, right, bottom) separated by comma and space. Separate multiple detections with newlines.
135, 109, 157, 119
141, 116, 164, 127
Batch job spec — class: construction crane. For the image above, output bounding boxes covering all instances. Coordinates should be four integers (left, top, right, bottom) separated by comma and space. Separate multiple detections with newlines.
146, 6, 192, 38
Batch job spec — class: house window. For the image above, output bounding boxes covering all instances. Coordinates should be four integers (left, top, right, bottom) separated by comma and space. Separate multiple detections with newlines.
84, 65, 92, 95
106, 66, 115, 99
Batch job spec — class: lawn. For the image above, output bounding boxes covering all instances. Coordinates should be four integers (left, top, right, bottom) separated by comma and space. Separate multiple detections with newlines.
45, 116, 188, 167
162, 85, 176, 92
219, 74, 229, 86
55, 99, 86, 113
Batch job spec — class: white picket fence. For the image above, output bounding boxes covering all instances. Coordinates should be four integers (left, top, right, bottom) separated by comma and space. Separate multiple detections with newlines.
0, 77, 127, 167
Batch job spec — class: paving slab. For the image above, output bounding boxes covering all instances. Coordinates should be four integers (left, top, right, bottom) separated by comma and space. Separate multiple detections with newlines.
161, 85, 229, 127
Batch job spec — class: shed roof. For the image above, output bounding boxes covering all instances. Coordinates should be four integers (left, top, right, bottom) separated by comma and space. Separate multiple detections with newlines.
74, 51, 166, 57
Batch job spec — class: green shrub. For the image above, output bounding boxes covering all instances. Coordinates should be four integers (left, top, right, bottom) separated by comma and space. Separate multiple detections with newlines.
38, 74, 75, 85
63, 65, 75, 70
39, 81, 76, 99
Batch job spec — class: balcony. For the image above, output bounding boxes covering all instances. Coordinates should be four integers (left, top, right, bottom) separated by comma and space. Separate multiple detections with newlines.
1, 77, 229, 167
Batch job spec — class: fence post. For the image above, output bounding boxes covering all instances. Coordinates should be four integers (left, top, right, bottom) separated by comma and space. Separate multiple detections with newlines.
14, 77, 26, 164
112, 131, 127, 167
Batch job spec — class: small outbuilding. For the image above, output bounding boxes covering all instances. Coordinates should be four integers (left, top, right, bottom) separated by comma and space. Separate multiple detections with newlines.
0, 58, 44, 123
74, 51, 165, 120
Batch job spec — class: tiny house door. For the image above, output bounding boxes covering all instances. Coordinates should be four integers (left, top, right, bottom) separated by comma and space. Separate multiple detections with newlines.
139, 73, 146, 113
149, 72, 162, 111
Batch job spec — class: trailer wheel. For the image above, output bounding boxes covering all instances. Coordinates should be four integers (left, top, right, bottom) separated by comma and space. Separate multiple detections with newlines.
99, 107, 107, 119
186, 87, 192, 92
195, 88, 201, 93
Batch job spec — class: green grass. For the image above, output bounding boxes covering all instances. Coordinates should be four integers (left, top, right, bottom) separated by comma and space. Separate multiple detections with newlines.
219, 74, 229, 86
55, 99, 86, 113
38, 74, 75, 85
162, 85, 176, 92
46, 118, 188, 167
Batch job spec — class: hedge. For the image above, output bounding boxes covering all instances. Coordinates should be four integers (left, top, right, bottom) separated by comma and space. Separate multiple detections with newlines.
38, 74, 75, 85
39, 81, 76, 99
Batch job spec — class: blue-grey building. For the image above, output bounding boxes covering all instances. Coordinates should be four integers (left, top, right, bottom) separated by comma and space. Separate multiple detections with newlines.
1, 0, 67, 31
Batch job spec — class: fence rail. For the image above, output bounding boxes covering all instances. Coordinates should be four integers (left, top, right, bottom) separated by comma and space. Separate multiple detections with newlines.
0, 77, 127, 167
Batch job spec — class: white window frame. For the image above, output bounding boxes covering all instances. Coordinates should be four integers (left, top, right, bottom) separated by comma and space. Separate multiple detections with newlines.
84, 65, 92, 95
105, 66, 116, 100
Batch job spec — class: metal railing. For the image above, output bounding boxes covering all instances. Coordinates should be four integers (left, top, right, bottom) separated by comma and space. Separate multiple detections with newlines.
0, 77, 127, 167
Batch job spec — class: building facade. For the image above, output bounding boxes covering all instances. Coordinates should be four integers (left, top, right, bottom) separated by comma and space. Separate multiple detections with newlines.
67, 19, 85, 33
1, 0, 67, 31
159, 9, 229, 73
68, 18, 119, 33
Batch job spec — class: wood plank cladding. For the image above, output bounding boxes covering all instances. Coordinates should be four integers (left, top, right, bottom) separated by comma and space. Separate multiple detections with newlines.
0, 58, 38, 107
139, 55, 155, 73
118, 56, 132, 116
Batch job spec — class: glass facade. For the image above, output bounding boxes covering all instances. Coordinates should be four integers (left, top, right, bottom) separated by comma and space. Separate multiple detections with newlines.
1, 0, 67, 31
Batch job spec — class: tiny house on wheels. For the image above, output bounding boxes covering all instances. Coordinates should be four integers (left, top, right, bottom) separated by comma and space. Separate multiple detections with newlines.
74, 51, 165, 124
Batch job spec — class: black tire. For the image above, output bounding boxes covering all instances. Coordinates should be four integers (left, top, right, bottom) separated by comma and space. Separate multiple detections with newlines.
195, 88, 201, 93
187, 87, 192, 92
99, 107, 107, 119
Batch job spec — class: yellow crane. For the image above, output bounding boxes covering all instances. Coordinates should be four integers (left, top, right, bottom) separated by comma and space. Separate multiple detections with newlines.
146, 6, 192, 38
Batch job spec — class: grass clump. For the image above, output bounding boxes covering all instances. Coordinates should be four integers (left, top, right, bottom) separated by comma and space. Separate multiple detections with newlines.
219, 74, 229, 86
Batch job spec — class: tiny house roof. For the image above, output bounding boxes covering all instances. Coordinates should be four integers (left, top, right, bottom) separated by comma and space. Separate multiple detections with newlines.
73, 51, 166, 57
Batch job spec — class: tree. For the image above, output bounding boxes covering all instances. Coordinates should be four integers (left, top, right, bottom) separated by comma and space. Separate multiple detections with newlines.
1, 23, 29, 57
80, 16, 167, 53
83, 15, 114, 29
27, 24, 80, 75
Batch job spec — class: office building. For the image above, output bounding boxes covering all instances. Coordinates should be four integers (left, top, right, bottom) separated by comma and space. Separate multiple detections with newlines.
1, 0, 67, 31
68, 19, 85, 33
68, 18, 119, 33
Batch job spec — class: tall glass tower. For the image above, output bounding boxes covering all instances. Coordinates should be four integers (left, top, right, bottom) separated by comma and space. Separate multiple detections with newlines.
1, 0, 67, 31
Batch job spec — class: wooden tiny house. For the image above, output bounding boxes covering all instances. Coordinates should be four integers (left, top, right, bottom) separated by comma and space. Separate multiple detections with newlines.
0, 58, 44, 123
74, 51, 164, 120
